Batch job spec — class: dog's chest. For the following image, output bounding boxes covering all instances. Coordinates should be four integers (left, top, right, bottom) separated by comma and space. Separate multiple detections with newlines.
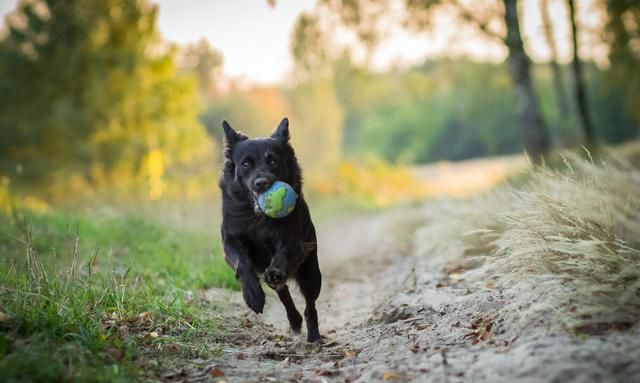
223, 210, 275, 238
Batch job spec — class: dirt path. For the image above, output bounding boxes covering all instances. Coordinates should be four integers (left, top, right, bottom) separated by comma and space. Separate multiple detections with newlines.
186, 205, 640, 383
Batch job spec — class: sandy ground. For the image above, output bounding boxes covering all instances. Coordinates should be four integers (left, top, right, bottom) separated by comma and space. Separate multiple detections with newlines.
176, 205, 640, 383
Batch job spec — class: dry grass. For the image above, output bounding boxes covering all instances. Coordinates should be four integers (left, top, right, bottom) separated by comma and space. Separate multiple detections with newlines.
416, 145, 640, 333
413, 190, 513, 261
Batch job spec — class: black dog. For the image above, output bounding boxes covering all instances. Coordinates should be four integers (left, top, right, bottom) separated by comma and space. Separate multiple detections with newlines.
219, 117, 322, 342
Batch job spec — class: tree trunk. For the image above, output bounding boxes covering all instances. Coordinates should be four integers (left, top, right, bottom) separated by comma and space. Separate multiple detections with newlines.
567, 0, 596, 148
503, 0, 550, 163
540, 0, 570, 147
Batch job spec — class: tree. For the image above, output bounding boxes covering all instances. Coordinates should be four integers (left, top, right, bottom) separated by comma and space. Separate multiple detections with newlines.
290, 12, 333, 81
291, 0, 551, 162
0, 0, 210, 189
503, 0, 549, 162
540, 0, 570, 146
179, 39, 223, 98
566, 0, 595, 148
602, 0, 640, 128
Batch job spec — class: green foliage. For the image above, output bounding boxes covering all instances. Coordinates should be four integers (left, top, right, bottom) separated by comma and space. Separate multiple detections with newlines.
179, 38, 223, 98
200, 57, 638, 169
340, 60, 521, 163
0, 0, 212, 189
290, 12, 332, 80
290, 0, 638, 164
0, 209, 236, 381
588, 64, 639, 144
335, 59, 638, 164
201, 92, 276, 143
286, 80, 344, 169
593, 0, 640, 142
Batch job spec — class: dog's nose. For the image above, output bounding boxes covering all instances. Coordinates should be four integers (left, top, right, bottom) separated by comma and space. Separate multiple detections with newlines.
254, 177, 270, 192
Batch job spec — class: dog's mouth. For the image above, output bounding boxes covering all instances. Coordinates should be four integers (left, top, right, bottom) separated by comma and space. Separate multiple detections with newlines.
250, 191, 262, 215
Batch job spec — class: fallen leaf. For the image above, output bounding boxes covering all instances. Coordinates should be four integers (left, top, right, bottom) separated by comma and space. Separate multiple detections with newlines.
148, 331, 159, 338
449, 272, 463, 281
210, 367, 225, 377
106, 347, 124, 361
383, 371, 398, 380
0, 312, 11, 322
162, 343, 180, 352
344, 350, 357, 358
465, 315, 496, 344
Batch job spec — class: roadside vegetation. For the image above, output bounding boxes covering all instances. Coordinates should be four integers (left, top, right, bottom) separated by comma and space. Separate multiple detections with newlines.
0, 209, 237, 382
415, 143, 640, 336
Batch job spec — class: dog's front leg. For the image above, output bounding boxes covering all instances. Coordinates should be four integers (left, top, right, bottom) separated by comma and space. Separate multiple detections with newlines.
264, 237, 306, 290
223, 237, 265, 313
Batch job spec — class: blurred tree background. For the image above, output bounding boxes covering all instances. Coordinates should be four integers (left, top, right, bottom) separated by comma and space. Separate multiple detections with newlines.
0, 0, 214, 201
0, 0, 638, 207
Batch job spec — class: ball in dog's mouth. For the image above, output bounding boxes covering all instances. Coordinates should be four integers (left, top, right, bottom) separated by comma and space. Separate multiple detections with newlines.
255, 181, 298, 219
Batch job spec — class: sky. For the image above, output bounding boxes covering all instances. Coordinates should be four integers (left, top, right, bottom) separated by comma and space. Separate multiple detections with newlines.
0, 0, 606, 85
152, 0, 316, 84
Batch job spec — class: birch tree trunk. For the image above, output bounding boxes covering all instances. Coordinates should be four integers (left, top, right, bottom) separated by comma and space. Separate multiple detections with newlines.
567, 0, 596, 148
503, 0, 550, 163
540, 0, 570, 147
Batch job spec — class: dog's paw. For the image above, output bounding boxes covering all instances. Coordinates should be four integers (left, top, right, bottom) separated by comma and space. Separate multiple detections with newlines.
289, 313, 303, 334
242, 280, 265, 314
306, 332, 322, 343
264, 267, 287, 289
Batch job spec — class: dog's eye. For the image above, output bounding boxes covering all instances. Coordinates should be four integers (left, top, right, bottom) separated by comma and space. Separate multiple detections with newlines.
241, 160, 251, 168
268, 158, 278, 167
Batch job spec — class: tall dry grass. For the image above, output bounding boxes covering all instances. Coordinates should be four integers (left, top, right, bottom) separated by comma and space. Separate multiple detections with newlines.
416, 147, 640, 333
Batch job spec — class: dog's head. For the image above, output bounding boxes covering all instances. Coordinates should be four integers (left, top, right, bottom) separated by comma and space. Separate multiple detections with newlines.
222, 117, 301, 211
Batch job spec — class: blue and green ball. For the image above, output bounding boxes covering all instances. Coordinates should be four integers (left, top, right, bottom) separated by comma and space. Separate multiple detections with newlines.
257, 181, 298, 218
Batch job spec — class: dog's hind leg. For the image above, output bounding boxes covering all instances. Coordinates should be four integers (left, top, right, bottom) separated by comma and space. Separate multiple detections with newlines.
275, 285, 303, 333
296, 254, 322, 342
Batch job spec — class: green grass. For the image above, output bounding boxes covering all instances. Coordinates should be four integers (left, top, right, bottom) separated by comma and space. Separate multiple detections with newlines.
0, 209, 237, 382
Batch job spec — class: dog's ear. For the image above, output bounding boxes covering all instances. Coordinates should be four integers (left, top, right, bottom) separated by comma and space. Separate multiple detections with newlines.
222, 120, 247, 154
271, 117, 290, 143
